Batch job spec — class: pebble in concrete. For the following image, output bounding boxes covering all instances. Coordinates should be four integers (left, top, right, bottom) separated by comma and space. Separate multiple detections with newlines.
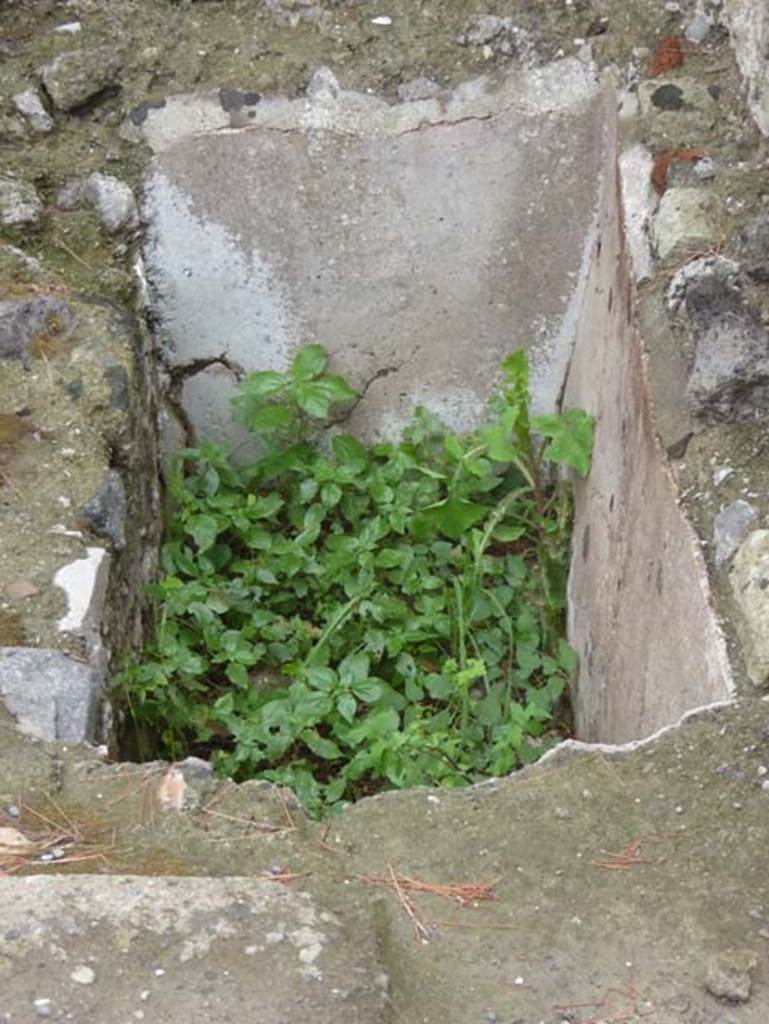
70, 965, 96, 985
730, 530, 769, 687
0, 176, 43, 228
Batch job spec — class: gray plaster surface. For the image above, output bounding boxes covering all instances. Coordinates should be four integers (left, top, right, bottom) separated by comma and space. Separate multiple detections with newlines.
142, 61, 605, 449
0, 875, 388, 1023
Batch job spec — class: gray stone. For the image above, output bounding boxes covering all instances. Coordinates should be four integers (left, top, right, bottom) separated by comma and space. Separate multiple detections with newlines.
638, 78, 717, 146
39, 46, 121, 112
730, 530, 769, 686
713, 500, 759, 566
0, 177, 43, 228
455, 15, 532, 58
82, 172, 139, 232
0, 296, 74, 362
693, 156, 716, 179
12, 88, 54, 133
0, 647, 101, 742
684, 279, 769, 420
666, 255, 742, 314
81, 470, 126, 550
56, 178, 85, 210
736, 211, 769, 282
0, 876, 388, 1023
704, 957, 754, 1003
651, 187, 723, 261
458, 15, 511, 46
397, 76, 442, 102
686, 4, 713, 42
57, 173, 138, 232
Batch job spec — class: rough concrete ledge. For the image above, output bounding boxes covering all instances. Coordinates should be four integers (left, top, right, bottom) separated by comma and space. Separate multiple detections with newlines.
133, 57, 599, 152
0, 875, 388, 1023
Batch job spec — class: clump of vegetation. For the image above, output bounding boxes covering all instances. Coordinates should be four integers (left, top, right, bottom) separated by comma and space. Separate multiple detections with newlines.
117, 345, 593, 816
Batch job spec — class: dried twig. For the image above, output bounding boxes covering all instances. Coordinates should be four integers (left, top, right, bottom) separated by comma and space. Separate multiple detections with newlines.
357, 868, 498, 906
591, 834, 667, 871
388, 864, 430, 942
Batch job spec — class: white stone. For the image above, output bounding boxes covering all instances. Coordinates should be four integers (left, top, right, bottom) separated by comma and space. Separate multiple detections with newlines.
619, 143, 656, 281
53, 547, 110, 643
12, 88, 54, 133
82, 172, 139, 232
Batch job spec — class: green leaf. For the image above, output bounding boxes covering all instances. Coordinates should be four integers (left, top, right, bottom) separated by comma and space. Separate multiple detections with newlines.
337, 693, 357, 723
295, 377, 357, 420
412, 497, 489, 541
237, 370, 286, 400
500, 349, 530, 392
226, 663, 249, 687
242, 403, 295, 434
250, 493, 284, 519
351, 680, 383, 703
332, 434, 367, 466
256, 567, 278, 585
492, 524, 525, 543
321, 483, 342, 508
302, 729, 342, 760
531, 408, 595, 477
292, 344, 328, 381
306, 666, 337, 691
339, 652, 370, 687
187, 514, 219, 553
557, 639, 578, 674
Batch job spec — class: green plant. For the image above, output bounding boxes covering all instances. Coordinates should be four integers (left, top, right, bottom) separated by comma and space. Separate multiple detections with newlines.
117, 345, 593, 817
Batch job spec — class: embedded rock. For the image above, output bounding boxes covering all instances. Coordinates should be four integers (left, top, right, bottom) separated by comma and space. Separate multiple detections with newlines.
397, 76, 442, 102
651, 187, 723, 262
736, 211, 769, 283
713, 500, 759, 566
57, 174, 138, 231
0, 176, 43, 228
81, 470, 127, 550
12, 87, 54, 133
638, 77, 718, 147
0, 647, 101, 741
39, 46, 121, 112
0, 296, 74, 362
730, 530, 769, 686
685, 279, 769, 420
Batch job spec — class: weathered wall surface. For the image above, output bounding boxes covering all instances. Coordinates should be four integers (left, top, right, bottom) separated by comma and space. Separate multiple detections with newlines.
0, 257, 162, 742
565, 92, 733, 743
141, 61, 604, 450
